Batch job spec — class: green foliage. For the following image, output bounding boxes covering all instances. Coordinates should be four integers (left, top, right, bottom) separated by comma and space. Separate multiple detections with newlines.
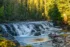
56, 0, 70, 25
0, 35, 16, 47
0, 6, 4, 22
0, 6, 4, 16
0, 0, 70, 23
0, 0, 3, 8
25, 44, 32, 47
48, 3, 63, 25
48, 4, 62, 21
0, 0, 47, 22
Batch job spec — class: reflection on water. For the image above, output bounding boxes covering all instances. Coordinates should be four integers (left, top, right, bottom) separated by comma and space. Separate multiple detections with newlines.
33, 38, 48, 43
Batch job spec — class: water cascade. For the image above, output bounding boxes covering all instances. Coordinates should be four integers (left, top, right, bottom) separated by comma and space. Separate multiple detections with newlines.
0, 21, 62, 47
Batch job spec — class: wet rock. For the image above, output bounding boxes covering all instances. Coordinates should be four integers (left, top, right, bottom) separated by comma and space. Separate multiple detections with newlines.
41, 31, 45, 34
13, 40, 20, 47
2, 33, 15, 40
31, 30, 35, 34
34, 24, 41, 31
34, 32, 41, 36
0, 26, 2, 33
10, 24, 17, 36
5, 24, 17, 36
67, 25, 70, 31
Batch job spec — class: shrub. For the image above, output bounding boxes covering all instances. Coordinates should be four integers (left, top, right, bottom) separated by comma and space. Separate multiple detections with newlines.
25, 44, 32, 47
48, 3, 63, 26
0, 35, 16, 47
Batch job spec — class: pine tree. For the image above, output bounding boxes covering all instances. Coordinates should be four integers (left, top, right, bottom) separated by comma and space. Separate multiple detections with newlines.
48, 3, 63, 26
0, 0, 3, 8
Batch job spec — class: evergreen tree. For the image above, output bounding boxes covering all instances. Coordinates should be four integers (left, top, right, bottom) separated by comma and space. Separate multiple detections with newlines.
0, 0, 3, 8
48, 3, 63, 26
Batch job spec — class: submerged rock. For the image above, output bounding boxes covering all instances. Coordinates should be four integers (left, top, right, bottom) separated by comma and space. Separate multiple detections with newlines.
34, 32, 41, 36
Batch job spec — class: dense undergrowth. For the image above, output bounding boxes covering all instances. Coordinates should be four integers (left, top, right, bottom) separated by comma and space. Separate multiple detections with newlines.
0, 35, 17, 47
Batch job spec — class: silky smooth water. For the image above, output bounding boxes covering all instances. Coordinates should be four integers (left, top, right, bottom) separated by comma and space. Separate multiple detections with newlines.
0, 21, 62, 47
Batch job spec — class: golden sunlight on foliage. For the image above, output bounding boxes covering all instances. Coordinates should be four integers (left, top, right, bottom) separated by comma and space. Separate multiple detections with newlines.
62, 13, 68, 24
17, 0, 70, 22
0, 37, 16, 47
56, 0, 70, 24
1, 0, 70, 24
17, 0, 55, 20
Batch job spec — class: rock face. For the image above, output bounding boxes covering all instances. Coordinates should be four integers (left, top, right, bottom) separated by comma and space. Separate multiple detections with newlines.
34, 31, 41, 36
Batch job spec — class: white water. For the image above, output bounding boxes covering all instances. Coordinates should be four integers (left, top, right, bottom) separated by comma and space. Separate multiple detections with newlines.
0, 21, 62, 47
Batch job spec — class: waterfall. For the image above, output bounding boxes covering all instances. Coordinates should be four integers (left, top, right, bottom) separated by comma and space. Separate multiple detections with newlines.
0, 21, 62, 46
0, 21, 62, 37
0, 21, 56, 36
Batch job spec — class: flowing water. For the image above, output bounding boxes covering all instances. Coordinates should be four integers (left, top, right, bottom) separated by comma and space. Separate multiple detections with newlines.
0, 21, 62, 47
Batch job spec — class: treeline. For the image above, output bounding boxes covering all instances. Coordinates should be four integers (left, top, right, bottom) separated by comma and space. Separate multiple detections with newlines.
0, 0, 70, 25
0, 0, 48, 22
